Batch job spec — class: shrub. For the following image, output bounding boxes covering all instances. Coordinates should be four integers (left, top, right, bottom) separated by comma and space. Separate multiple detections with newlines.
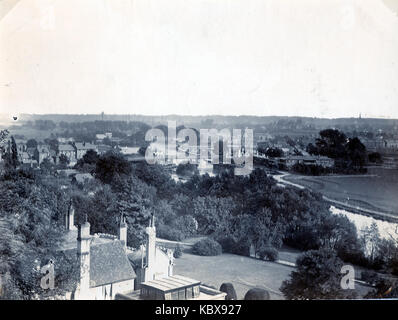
173, 244, 182, 259
219, 283, 237, 300
217, 236, 250, 256
192, 238, 222, 256
280, 249, 349, 300
258, 246, 278, 261
244, 288, 270, 300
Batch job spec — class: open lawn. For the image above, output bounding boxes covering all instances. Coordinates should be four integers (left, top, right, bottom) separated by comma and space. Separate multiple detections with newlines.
284, 168, 398, 216
173, 248, 373, 300
173, 251, 294, 299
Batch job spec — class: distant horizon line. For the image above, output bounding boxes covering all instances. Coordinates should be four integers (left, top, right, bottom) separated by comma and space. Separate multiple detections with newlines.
3, 113, 398, 121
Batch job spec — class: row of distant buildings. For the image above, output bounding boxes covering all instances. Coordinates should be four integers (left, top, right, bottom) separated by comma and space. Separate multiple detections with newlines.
253, 150, 335, 169
361, 137, 398, 153
3, 133, 141, 169
13, 141, 99, 167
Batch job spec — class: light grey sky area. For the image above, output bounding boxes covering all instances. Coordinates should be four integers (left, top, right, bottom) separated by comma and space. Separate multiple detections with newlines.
0, 0, 397, 118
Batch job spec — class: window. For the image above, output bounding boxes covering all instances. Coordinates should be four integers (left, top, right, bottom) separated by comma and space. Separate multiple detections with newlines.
156, 290, 164, 300
171, 290, 178, 300
193, 286, 200, 298
188, 286, 195, 299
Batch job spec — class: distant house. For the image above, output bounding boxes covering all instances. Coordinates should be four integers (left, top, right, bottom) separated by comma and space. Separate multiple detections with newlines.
58, 137, 75, 144
19, 150, 38, 168
97, 144, 112, 155
384, 139, 398, 150
26, 147, 36, 159
119, 146, 140, 155
95, 133, 112, 142
110, 137, 122, 144
34, 145, 52, 164
15, 139, 27, 154
19, 152, 31, 163
281, 147, 291, 156
315, 156, 335, 168
20, 159, 38, 168
254, 132, 273, 144
95, 134, 106, 141
279, 155, 334, 169
75, 142, 97, 160
72, 173, 94, 185
59, 144, 76, 162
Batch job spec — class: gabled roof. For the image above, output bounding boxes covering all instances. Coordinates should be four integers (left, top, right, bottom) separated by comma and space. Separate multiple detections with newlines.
75, 142, 96, 150
59, 144, 75, 152
90, 240, 136, 287
20, 152, 30, 159
119, 146, 140, 155
97, 144, 112, 153
61, 239, 136, 289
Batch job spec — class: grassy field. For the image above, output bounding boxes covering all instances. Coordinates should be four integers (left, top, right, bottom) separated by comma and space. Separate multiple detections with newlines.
174, 251, 294, 299
284, 168, 398, 215
173, 248, 372, 299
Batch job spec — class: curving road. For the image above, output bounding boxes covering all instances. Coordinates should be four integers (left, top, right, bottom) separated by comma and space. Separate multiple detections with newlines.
273, 172, 398, 222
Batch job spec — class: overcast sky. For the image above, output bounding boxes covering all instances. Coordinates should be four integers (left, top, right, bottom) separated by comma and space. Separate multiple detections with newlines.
1, 0, 397, 118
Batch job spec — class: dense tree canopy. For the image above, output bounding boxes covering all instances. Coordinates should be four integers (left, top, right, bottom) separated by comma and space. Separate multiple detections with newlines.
307, 129, 367, 172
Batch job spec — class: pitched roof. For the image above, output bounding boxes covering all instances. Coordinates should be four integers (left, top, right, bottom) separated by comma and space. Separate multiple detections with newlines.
59, 144, 75, 151
97, 144, 112, 153
61, 240, 136, 288
119, 146, 140, 155
21, 152, 30, 159
89, 241, 136, 287
75, 142, 96, 150
74, 173, 94, 184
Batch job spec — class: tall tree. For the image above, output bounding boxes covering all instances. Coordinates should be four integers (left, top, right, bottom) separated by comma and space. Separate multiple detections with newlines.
280, 249, 354, 299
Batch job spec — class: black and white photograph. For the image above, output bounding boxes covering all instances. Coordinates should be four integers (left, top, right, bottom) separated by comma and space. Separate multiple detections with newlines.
0, 0, 398, 309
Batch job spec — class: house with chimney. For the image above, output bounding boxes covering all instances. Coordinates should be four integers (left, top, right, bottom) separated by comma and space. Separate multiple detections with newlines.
15, 139, 27, 154
75, 142, 97, 160
34, 145, 53, 164
58, 205, 225, 300
58, 144, 76, 163
118, 217, 226, 301
59, 205, 136, 300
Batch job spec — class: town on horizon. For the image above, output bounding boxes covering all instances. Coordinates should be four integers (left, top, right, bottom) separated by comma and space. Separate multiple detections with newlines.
1, 0, 398, 308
